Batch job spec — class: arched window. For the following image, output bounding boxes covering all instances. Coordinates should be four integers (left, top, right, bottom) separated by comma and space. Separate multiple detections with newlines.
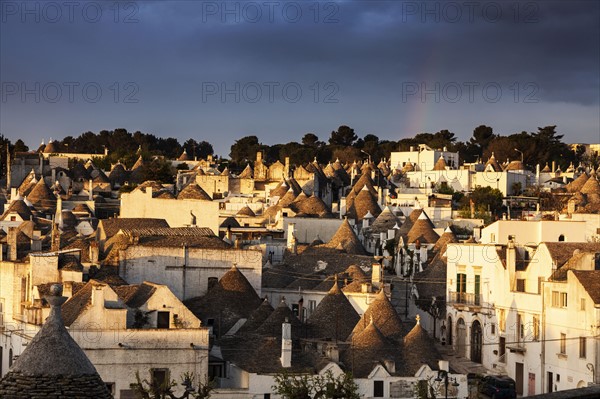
558, 234, 565, 242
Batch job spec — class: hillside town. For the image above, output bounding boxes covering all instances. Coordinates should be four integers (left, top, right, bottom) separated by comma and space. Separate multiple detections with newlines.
0, 132, 598, 399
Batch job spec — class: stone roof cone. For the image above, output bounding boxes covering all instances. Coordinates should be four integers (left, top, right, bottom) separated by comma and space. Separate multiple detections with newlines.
0, 284, 112, 398
407, 210, 440, 244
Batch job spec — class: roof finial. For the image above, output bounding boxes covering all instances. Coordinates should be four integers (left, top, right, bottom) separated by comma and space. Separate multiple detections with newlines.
416, 314, 420, 325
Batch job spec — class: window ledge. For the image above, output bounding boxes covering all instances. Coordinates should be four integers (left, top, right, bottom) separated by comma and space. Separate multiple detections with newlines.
557, 353, 568, 360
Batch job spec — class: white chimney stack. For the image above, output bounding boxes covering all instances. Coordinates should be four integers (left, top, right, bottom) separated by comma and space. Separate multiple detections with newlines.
281, 319, 292, 368
286, 223, 297, 254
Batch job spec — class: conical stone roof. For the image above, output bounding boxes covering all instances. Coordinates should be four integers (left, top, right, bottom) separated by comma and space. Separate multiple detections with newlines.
581, 173, 600, 196
256, 298, 302, 337
325, 219, 367, 255
177, 183, 212, 201
566, 172, 589, 193
407, 211, 440, 244
369, 206, 400, 234
351, 290, 404, 339
433, 156, 447, 171
0, 284, 111, 398
349, 186, 381, 221
403, 316, 441, 374
237, 298, 274, 335
307, 279, 360, 341
236, 205, 256, 217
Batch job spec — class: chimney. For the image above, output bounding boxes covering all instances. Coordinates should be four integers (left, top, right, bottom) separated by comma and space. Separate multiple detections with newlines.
63, 281, 73, 298
420, 245, 428, 265
378, 187, 383, 205
284, 157, 290, 179
326, 344, 339, 363
340, 197, 347, 218
507, 236, 517, 291
387, 228, 395, 241
287, 223, 297, 254
10, 187, 17, 201
371, 263, 381, 286
7, 226, 18, 260
281, 319, 292, 368
55, 196, 63, 227
552, 161, 556, 174
383, 359, 396, 374
6, 145, 11, 192
536, 164, 540, 185
226, 225, 233, 241
89, 241, 99, 264
256, 151, 262, 163
91, 285, 104, 307
88, 179, 93, 201
410, 146, 414, 152
51, 168, 56, 184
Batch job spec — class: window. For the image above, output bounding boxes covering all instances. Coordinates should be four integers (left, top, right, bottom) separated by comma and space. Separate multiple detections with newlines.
518, 314, 524, 340
10, 216, 16, 222
552, 291, 568, 308
558, 234, 565, 242
456, 273, 467, 302
105, 383, 115, 395
561, 292, 568, 307
560, 333, 566, 355
151, 369, 169, 391
208, 277, 218, 290
491, 323, 496, 335
580, 298, 586, 311
374, 380, 384, 397
264, 394, 271, 399
533, 316, 540, 341
499, 309, 506, 332
516, 279, 526, 292
579, 337, 586, 359
491, 233, 496, 242
157, 312, 170, 329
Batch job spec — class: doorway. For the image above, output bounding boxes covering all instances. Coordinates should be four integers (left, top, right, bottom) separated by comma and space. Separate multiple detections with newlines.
471, 320, 482, 363
457, 318, 466, 357
515, 362, 524, 395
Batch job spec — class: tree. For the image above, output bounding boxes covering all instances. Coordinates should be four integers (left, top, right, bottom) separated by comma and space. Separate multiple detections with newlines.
328, 125, 357, 146
131, 370, 213, 399
302, 133, 319, 147
13, 139, 29, 153
230, 135, 262, 165
459, 186, 504, 224
469, 125, 494, 158
140, 158, 176, 184
272, 370, 360, 399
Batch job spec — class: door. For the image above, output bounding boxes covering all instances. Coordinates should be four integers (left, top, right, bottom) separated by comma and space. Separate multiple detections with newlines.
471, 320, 482, 363
457, 318, 467, 357
528, 373, 536, 396
515, 362, 524, 395
157, 311, 170, 329
447, 316, 453, 346
547, 372, 553, 393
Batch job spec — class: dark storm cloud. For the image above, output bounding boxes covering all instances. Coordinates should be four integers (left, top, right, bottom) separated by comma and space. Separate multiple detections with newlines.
0, 0, 598, 152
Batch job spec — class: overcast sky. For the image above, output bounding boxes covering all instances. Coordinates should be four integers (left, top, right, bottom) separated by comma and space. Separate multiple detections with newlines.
1, 0, 598, 156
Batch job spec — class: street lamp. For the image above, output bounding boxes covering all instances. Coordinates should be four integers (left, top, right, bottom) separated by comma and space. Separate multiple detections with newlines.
514, 148, 523, 162
360, 149, 371, 165
435, 369, 460, 399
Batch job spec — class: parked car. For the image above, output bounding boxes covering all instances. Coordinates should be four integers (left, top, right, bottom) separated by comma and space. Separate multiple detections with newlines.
479, 375, 517, 399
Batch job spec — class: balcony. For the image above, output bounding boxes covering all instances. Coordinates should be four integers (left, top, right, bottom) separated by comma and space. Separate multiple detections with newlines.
448, 291, 483, 308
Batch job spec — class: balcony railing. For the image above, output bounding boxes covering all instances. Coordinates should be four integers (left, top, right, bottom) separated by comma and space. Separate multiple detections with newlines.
448, 291, 483, 306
